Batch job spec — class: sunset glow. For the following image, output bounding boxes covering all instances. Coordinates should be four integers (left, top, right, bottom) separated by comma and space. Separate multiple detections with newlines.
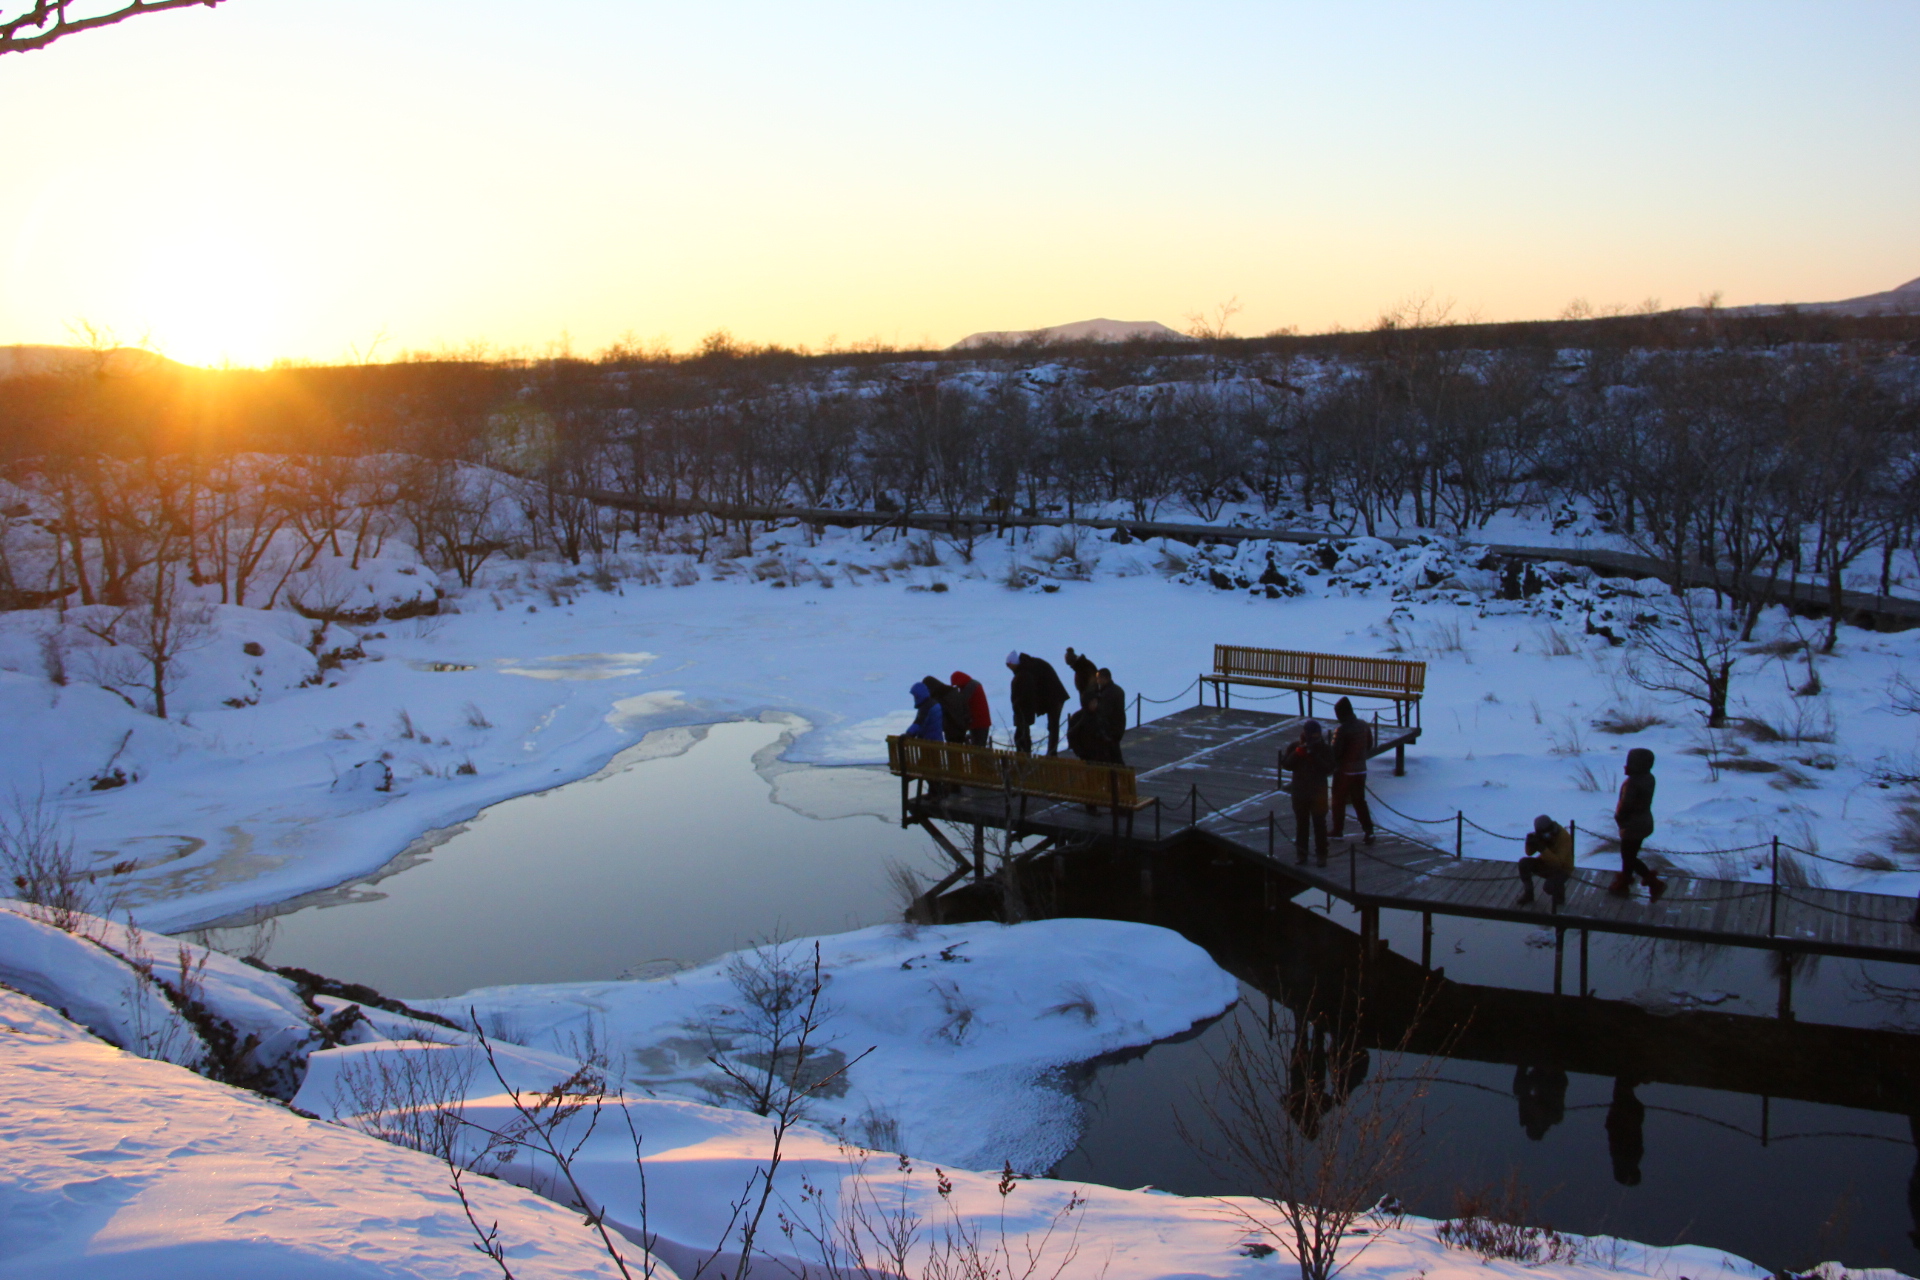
3, 1, 1917, 364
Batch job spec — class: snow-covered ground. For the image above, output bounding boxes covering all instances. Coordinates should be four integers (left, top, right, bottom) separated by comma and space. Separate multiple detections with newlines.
407, 918, 1240, 1174
2, 914, 1869, 1280
0, 986, 637, 1279
2, 519, 1917, 937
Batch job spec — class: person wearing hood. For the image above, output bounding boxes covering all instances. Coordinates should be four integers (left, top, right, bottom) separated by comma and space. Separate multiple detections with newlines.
1612, 747, 1665, 900
1518, 814, 1574, 906
922, 675, 970, 744
905, 681, 944, 742
1006, 651, 1069, 756
1279, 720, 1335, 865
1330, 697, 1375, 844
950, 671, 991, 747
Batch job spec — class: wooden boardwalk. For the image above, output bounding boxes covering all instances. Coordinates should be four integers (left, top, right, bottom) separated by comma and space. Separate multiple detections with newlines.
905, 705, 1920, 968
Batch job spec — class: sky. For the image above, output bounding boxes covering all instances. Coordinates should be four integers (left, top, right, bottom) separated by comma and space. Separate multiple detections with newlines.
1, 0, 1916, 367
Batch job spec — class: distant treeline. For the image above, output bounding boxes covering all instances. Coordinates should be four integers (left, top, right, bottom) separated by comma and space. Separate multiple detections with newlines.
2, 311, 1919, 636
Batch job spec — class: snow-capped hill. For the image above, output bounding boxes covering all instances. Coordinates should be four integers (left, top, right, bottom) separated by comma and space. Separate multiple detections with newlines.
949, 317, 1189, 349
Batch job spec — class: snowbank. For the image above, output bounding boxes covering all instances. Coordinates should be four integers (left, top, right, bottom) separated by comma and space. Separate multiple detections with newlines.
0, 901, 450, 1096
407, 918, 1241, 1173
0, 988, 644, 1279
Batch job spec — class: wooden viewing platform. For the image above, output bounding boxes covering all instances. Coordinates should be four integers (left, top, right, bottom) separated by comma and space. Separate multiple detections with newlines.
897, 704, 1920, 975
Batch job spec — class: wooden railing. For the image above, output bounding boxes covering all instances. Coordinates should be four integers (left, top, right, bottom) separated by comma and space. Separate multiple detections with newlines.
1204, 645, 1426, 725
886, 735, 1158, 839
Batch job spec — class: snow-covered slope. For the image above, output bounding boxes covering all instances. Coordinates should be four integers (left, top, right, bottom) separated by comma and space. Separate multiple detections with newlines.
0, 988, 645, 1279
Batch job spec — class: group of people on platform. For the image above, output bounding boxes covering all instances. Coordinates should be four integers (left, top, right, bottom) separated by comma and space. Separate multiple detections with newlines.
1277, 719, 1668, 902
903, 648, 1129, 766
909, 657, 1670, 903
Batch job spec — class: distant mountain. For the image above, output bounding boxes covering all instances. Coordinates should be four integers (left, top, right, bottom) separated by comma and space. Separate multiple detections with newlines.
948, 318, 1191, 350
1721, 276, 1920, 318
0, 345, 185, 380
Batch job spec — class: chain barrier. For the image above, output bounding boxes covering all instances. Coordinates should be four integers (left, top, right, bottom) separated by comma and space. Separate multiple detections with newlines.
1363, 783, 1877, 872
1775, 887, 1917, 924
1135, 677, 1201, 705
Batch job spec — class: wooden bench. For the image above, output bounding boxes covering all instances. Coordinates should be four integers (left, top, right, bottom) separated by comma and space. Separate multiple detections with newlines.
886, 735, 1160, 843
1202, 645, 1426, 726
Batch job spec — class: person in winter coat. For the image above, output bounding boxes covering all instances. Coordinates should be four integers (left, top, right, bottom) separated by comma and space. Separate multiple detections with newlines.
1612, 747, 1665, 900
922, 675, 970, 744
950, 671, 991, 747
1279, 720, 1335, 865
1064, 647, 1099, 709
1006, 651, 1068, 756
1329, 697, 1375, 844
1518, 814, 1574, 906
905, 681, 943, 742
1094, 668, 1128, 766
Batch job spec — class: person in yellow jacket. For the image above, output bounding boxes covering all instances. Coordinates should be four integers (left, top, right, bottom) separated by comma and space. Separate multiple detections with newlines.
1518, 814, 1574, 905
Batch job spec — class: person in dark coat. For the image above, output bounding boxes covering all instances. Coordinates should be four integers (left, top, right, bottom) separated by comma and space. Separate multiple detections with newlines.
922, 675, 970, 744
950, 671, 991, 748
1329, 696, 1375, 844
905, 681, 943, 742
1006, 651, 1068, 756
1064, 647, 1099, 708
1612, 747, 1665, 900
1279, 720, 1334, 865
1094, 668, 1128, 767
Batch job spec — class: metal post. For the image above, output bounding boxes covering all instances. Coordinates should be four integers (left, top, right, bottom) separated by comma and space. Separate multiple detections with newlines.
1579, 929, 1589, 997
1553, 928, 1565, 995
1455, 812, 1463, 859
972, 824, 984, 882
1189, 785, 1198, 829
1768, 837, 1780, 937
1134, 693, 1141, 729
1267, 811, 1275, 859
1421, 912, 1433, 970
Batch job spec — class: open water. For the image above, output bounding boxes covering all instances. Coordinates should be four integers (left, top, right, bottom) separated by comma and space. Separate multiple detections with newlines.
199, 720, 1920, 1273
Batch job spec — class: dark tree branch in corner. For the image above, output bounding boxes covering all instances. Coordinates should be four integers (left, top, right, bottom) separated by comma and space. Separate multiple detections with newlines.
2, 0, 225, 56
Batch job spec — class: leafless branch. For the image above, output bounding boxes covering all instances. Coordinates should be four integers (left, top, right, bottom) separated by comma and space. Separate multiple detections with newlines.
2, 0, 226, 56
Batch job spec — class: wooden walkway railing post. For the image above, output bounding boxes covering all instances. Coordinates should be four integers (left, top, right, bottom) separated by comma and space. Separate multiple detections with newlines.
1768, 837, 1781, 937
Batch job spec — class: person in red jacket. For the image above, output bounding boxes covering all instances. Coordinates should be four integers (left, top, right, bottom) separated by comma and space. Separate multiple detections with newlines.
950, 670, 991, 747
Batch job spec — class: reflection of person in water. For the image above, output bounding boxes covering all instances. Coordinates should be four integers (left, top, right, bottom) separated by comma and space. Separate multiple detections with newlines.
1605, 1077, 1646, 1186
1513, 1064, 1569, 1141
1283, 1018, 1370, 1140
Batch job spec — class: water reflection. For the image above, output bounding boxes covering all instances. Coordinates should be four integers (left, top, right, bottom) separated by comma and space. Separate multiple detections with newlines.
930, 841, 1920, 1271
201, 719, 942, 998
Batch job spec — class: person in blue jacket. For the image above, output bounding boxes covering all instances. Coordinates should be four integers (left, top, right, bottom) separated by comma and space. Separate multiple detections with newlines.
905, 681, 944, 741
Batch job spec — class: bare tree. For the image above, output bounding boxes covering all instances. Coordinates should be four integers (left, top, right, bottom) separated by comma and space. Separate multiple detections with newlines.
1624, 591, 1748, 728
1183, 986, 1439, 1280
2, 0, 225, 56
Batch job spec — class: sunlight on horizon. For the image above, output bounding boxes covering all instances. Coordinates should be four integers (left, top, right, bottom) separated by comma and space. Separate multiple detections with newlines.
1, 1, 1915, 365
